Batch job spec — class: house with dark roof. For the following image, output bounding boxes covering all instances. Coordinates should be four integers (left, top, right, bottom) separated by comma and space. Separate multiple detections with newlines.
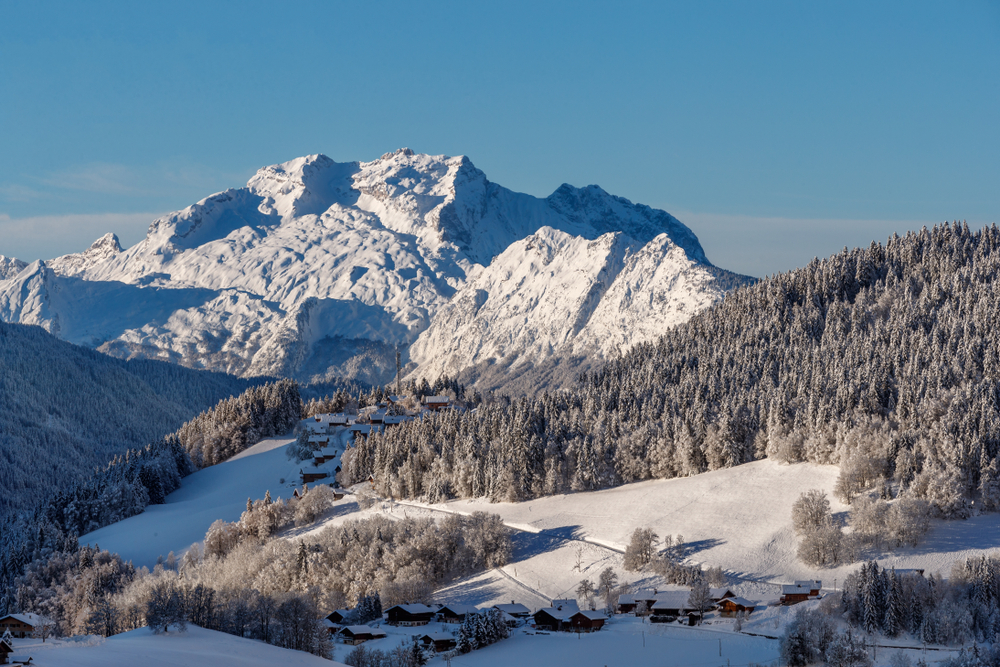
569, 610, 606, 633
438, 604, 478, 623
492, 602, 531, 619
339, 625, 386, 645
386, 604, 436, 626
718, 597, 758, 617
419, 632, 458, 652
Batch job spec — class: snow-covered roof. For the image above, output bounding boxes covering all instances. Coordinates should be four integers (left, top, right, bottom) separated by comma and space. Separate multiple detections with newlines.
719, 596, 758, 608
782, 584, 812, 595
439, 603, 479, 616
423, 395, 450, 404
383, 415, 412, 424
420, 632, 455, 642
551, 599, 579, 612
341, 625, 376, 635
573, 610, 606, 621
794, 580, 821, 589
0, 613, 41, 626
710, 587, 735, 599
535, 607, 575, 622
493, 603, 530, 616
308, 434, 329, 442
650, 591, 696, 611
389, 604, 436, 615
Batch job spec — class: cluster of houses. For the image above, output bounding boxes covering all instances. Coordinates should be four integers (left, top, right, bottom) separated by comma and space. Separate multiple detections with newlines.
322, 600, 540, 652
300, 395, 456, 486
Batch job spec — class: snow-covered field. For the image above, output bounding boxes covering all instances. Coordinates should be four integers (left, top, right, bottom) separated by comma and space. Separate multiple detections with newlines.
79, 424, 352, 568
4, 625, 347, 667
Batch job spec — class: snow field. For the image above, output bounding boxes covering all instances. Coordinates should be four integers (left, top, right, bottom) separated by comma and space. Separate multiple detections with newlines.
79, 422, 351, 568
3, 625, 348, 667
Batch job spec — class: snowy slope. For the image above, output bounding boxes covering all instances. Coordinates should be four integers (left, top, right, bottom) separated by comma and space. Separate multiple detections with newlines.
0, 254, 26, 280
0, 149, 747, 385
8, 625, 347, 667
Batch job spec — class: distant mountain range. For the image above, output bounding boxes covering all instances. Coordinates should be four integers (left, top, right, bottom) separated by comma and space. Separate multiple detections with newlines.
0, 149, 752, 389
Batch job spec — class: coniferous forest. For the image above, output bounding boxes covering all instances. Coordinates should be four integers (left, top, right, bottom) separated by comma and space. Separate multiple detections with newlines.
343, 223, 1000, 519
0, 320, 263, 519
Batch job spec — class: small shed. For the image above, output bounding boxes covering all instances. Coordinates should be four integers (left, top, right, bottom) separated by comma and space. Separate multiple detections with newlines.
420, 633, 458, 652
0, 640, 12, 665
386, 604, 436, 626
569, 610, 606, 633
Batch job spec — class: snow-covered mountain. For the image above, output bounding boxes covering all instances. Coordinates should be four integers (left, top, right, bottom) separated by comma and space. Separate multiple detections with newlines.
407, 227, 749, 389
0, 149, 752, 386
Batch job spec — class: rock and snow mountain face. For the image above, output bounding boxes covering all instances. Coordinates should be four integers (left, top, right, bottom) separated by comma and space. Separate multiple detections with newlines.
0, 149, 752, 387
407, 227, 745, 388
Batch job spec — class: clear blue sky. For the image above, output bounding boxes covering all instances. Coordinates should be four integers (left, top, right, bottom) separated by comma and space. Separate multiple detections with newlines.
1, 1, 997, 277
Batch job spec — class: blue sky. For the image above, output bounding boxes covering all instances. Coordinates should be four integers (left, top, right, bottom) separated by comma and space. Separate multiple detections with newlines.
1, 1, 997, 276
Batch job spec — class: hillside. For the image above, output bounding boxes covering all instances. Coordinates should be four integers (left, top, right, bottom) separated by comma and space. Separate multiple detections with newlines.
345, 223, 1000, 518
0, 149, 750, 388
0, 319, 260, 518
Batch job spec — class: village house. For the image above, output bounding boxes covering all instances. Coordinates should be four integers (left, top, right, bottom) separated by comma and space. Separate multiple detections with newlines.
710, 587, 737, 603
438, 603, 479, 623
492, 602, 531, 619
325, 609, 352, 625
617, 589, 658, 614
383, 414, 413, 426
422, 395, 451, 411
0, 614, 39, 639
339, 625, 386, 645
532, 600, 579, 631
650, 591, 699, 618
385, 604, 436, 626
795, 580, 822, 596
312, 447, 338, 466
0, 640, 11, 666
419, 633, 458, 652
300, 467, 330, 484
568, 610, 606, 633
717, 597, 758, 617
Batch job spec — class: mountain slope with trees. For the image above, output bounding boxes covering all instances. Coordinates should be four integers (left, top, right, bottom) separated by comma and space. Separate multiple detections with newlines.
344, 222, 1000, 517
0, 320, 262, 519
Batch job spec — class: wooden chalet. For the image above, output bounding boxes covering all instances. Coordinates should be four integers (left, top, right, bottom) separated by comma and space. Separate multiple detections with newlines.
300, 468, 330, 484
325, 609, 352, 625
339, 625, 386, 645
780, 585, 813, 605
710, 587, 736, 603
308, 434, 331, 447
422, 395, 451, 411
717, 597, 758, 617
438, 603, 478, 623
532, 601, 579, 631
383, 414, 413, 426
794, 580, 822, 596
618, 589, 658, 614
0, 640, 11, 666
312, 447, 338, 466
0, 614, 39, 639
493, 602, 531, 619
419, 633, 458, 652
386, 604, 436, 626
650, 591, 698, 618
569, 611, 606, 633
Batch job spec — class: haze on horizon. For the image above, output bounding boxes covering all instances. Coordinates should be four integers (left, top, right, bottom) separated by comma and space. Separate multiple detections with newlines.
1, 1, 997, 278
